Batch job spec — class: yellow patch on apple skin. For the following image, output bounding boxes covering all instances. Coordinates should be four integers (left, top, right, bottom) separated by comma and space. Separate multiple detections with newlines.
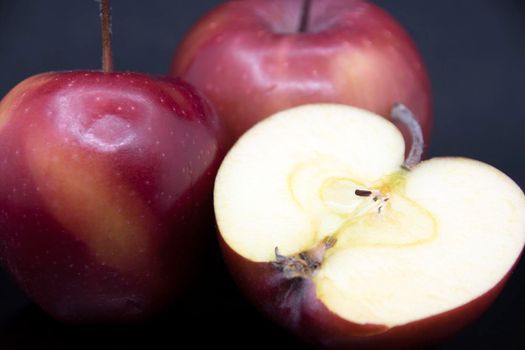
172, 10, 233, 74
25, 129, 154, 273
331, 48, 402, 116
0, 74, 53, 132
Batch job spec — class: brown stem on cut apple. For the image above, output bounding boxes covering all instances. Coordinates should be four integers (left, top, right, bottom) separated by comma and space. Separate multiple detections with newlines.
100, 0, 113, 73
273, 236, 336, 280
392, 103, 424, 170
298, 0, 313, 33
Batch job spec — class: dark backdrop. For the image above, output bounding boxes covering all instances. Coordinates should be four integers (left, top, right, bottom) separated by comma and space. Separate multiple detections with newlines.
0, 0, 524, 349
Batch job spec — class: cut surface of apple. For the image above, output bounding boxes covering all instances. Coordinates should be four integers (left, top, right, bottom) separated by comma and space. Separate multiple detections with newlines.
214, 104, 525, 329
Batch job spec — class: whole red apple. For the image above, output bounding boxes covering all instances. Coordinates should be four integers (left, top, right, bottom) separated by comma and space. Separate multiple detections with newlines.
171, 0, 432, 144
0, 74, 224, 322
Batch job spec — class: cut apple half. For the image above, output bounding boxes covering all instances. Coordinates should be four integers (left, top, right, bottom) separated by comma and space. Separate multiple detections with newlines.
214, 104, 525, 348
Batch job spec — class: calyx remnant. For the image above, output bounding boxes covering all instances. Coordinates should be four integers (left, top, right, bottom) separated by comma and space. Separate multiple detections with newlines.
273, 236, 336, 280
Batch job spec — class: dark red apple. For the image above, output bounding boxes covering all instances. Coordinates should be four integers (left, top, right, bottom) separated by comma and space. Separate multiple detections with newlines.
171, 0, 432, 145
0, 70, 225, 322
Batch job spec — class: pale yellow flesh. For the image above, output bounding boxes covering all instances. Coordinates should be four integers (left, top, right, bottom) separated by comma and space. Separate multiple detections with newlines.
214, 104, 525, 327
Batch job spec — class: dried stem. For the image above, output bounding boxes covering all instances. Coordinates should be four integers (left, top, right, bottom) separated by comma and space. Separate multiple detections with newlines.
100, 0, 113, 73
392, 103, 424, 170
298, 0, 312, 33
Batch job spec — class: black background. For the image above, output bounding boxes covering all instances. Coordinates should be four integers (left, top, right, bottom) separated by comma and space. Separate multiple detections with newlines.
0, 0, 524, 349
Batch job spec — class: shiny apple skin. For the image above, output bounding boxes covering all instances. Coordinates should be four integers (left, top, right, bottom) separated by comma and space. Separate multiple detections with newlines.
220, 237, 513, 349
0, 71, 226, 322
171, 0, 432, 145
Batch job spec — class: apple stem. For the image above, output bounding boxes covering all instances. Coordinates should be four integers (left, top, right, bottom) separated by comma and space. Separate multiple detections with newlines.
392, 103, 424, 170
298, 0, 312, 33
100, 0, 113, 73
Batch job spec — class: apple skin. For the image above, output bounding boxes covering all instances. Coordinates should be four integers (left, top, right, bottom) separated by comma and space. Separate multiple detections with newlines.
220, 237, 513, 349
0, 71, 226, 322
171, 0, 432, 145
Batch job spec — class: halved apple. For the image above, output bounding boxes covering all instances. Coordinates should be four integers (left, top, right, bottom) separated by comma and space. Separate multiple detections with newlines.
214, 104, 525, 349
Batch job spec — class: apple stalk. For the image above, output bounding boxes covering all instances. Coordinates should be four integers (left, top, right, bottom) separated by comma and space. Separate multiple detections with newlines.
100, 0, 113, 73
392, 103, 424, 170
299, 0, 312, 33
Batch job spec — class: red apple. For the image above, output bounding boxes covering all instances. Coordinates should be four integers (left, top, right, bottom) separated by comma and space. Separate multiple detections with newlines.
0, 70, 225, 322
171, 0, 432, 145
214, 104, 525, 348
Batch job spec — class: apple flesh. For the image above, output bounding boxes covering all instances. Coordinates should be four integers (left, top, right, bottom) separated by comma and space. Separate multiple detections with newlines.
171, 0, 432, 145
214, 104, 525, 348
0, 71, 225, 322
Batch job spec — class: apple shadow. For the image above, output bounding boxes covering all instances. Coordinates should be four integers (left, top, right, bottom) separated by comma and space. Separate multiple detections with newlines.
2, 236, 521, 350
0, 248, 309, 350
0, 303, 452, 350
